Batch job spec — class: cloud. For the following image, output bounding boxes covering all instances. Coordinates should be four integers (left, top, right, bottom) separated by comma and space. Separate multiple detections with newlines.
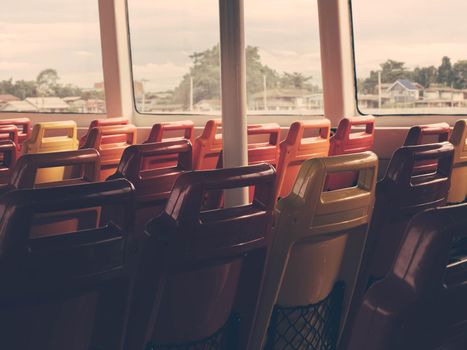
74, 51, 95, 58
132, 62, 191, 91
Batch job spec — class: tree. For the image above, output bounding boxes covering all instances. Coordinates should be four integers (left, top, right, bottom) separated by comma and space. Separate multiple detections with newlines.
36, 68, 60, 97
280, 72, 313, 89
437, 56, 454, 86
452, 60, 467, 89
360, 59, 410, 93
412, 66, 437, 88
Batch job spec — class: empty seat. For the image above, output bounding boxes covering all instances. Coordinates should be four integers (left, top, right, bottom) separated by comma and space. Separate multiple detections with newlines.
275, 119, 331, 199
0, 141, 17, 185
327, 116, 375, 190
79, 117, 129, 147
251, 152, 378, 350
404, 122, 451, 175
145, 120, 194, 143
5, 149, 100, 192
0, 125, 19, 151
0, 179, 135, 350
447, 119, 467, 203
343, 204, 467, 350
0, 117, 31, 147
124, 163, 276, 350
81, 125, 137, 180
193, 119, 222, 170
22, 121, 78, 183
108, 140, 192, 237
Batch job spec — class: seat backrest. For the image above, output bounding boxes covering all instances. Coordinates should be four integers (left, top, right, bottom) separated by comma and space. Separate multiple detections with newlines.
8, 149, 100, 190
251, 152, 378, 350
0, 141, 17, 185
275, 119, 331, 199
193, 119, 222, 170
327, 116, 375, 190
0, 125, 19, 151
0, 118, 31, 145
145, 120, 194, 144
0, 179, 135, 350
82, 125, 137, 180
447, 119, 467, 203
365, 142, 453, 283
343, 204, 467, 350
79, 117, 129, 147
22, 121, 79, 183
108, 140, 192, 237
247, 123, 280, 166
125, 163, 276, 350
404, 122, 451, 175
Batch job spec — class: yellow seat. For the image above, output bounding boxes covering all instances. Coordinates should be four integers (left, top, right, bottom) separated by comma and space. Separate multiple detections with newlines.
250, 151, 378, 350
22, 121, 78, 183
448, 119, 467, 203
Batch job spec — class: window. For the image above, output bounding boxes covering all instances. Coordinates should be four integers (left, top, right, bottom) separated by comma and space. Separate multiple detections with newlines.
245, 0, 323, 115
352, 0, 467, 115
128, 0, 221, 114
0, 0, 106, 114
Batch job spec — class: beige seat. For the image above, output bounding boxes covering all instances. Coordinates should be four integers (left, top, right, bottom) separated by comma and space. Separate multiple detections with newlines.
448, 119, 467, 203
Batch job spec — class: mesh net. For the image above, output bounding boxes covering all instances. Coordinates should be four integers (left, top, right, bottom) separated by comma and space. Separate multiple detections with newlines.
145, 315, 239, 350
265, 282, 345, 350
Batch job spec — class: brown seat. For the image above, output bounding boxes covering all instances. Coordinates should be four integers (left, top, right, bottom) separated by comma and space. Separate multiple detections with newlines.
108, 140, 192, 238
342, 204, 467, 350
0, 141, 17, 185
145, 120, 194, 144
81, 125, 137, 180
124, 164, 276, 350
79, 117, 129, 148
0, 179, 135, 350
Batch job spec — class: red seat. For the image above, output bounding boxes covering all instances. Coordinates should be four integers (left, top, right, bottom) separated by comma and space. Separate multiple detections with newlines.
108, 140, 192, 237
0, 141, 17, 185
275, 119, 331, 199
404, 122, 451, 174
81, 125, 137, 180
0, 179, 135, 350
343, 204, 467, 350
145, 120, 194, 144
327, 116, 375, 190
124, 163, 276, 350
341, 142, 454, 349
79, 117, 129, 148
0, 125, 19, 151
0, 118, 31, 147
193, 119, 222, 170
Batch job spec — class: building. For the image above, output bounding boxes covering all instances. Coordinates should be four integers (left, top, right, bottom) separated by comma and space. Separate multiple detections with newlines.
387, 79, 422, 104
249, 88, 318, 111
0, 94, 20, 108
25, 97, 70, 113
0, 100, 37, 112
194, 99, 221, 112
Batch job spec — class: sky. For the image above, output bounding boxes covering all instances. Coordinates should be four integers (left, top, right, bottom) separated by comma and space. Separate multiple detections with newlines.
1, 0, 466, 92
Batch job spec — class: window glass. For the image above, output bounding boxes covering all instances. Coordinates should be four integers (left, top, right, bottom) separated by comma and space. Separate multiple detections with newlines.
245, 0, 323, 115
352, 0, 467, 115
0, 0, 106, 113
128, 0, 221, 114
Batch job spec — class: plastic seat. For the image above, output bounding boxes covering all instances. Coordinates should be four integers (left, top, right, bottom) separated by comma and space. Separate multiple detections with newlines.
0, 118, 31, 147
0, 125, 19, 151
145, 120, 194, 144
251, 152, 378, 350
447, 119, 467, 203
81, 125, 137, 180
0, 179, 135, 350
193, 119, 222, 170
404, 122, 451, 175
342, 204, 467, 350
4, 149, 100, 193
327, 116, 375, 190
124, 163, 276, 350
0, 141, 17, 185
79, 117, 129, 148
108, 140, 192, 238
22, 121, 78, 183
275, 119, 331, 199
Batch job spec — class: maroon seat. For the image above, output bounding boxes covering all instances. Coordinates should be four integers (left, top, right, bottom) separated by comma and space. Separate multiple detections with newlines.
343, 204, 467, 350
340, 142, 454, 350
124, 163, 276, 350
0, 141, 17, 185
0, 118, 31, 147
108, 140, 192, 238
145, 120, 194, 144
79, 117, 129, 148
0, 179, 135, 350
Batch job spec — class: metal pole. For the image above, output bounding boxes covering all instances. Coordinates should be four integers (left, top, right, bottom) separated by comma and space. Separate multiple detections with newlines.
189, 75, 194, 111
263, 74, 267, 110
378, 70, 382, 109
219, 0, 249, 206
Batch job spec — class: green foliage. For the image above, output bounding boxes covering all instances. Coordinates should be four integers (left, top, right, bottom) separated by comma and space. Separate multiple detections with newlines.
452, 60, 467, 89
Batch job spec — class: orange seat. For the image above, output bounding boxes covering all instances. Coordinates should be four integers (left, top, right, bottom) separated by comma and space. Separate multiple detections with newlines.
108, 140, 192, 237
81, 125, 137, 180
0, 141, 17, 185
404, 122, 451, 175
193, 119, 222, 170
79, 117, 129, 148
145, 120, 194, 143
0, 118, 31, 147
0, 179, 135, 350
327, 116, 375, 190
275, 119, 331, 199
